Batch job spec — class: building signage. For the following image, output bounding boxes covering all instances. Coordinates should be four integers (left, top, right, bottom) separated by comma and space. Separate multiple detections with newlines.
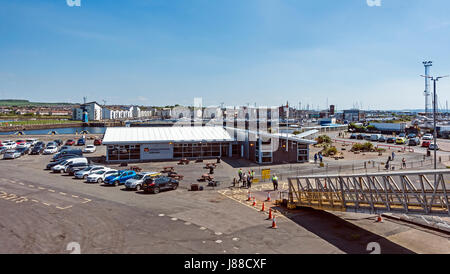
141, 143, 173, 160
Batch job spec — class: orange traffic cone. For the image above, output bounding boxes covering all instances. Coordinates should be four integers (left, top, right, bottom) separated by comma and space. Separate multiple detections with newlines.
261, 202, 265, 212
376, 214, 383, 223
267, 208, 273, 220
252, 197, 256, 207
266, 192, 271, 202
247, 191, 252, 201
271, 215, 277, 229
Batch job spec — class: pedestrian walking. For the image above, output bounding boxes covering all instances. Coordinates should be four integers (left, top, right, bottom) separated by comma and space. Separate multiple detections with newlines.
272, 175, 278, 191
392, 151, 395, 161
247, 174, 252, 189
402, 158, 406, 169
242, 173, 248, 188
319, 152, 323, 163
238, 168, 243, 182
314, 153, 318, 163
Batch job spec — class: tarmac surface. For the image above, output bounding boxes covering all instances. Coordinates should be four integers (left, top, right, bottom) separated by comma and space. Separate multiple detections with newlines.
0, 134, 449, 254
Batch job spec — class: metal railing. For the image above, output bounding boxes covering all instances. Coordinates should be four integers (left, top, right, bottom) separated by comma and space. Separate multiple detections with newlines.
287, 169, 450, 216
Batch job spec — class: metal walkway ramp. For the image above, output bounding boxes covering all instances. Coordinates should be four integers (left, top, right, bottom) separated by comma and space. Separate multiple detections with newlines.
287, 170, 450, 216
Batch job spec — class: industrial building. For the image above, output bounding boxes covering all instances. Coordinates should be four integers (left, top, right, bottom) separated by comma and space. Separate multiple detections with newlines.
102, 126, 316, 164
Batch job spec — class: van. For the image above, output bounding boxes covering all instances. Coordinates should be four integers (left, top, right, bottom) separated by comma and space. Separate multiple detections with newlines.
53, 149, 83, 161
370, 134, 381, 141
51, 157, 88, 173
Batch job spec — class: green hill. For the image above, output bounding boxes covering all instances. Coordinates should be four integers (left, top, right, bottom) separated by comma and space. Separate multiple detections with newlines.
0, 100, 75, 106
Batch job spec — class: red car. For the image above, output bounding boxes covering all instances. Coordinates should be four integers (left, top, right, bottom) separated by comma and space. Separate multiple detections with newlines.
421, 141, 431, 148
94, 139, 102, 146
65, 139, 75, 146
16, 140, 26, 145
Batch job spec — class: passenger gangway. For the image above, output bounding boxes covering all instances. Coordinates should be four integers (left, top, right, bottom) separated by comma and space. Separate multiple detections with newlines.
287, 170, 450, 216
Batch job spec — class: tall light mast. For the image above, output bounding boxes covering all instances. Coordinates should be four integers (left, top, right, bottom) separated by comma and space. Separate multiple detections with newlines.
423, 61, 433, 115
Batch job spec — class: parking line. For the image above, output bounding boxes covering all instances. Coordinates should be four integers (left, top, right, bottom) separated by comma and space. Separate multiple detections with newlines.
81, 198, 91, 204
48, 189, 55, 193
38, 187, 45, 190
18, 182, 24, 186
28, 185, 35, 188
56, 205, 73, 210
59, 192, 67, 196
71, 195, 79, 198
31, 199, 39, 203
42, 202, 51, 206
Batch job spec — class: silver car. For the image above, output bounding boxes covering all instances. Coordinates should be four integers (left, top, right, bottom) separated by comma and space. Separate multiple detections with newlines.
74, 166, 106, 180
3, 150, 21, 159
124, 172, 161, 190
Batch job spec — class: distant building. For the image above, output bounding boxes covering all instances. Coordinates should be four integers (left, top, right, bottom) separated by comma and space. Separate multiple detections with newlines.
72, 102, 103, 121
344, 109, 364, 122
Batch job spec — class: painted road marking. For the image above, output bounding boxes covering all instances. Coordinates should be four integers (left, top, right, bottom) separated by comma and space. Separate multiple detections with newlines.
71, 195, 79, 198
28, 185, 35, 188
38, 187, 45, 190
18, 182, 24, 186
31, 199, 39, 203
42, 202, 51, 206
56, 205, 73, 210
82, 198, 91, 204
48, 189, 55, 193
59, 192, 67, 196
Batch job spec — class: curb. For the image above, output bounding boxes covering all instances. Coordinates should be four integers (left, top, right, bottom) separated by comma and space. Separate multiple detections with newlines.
381, 213, 450, 235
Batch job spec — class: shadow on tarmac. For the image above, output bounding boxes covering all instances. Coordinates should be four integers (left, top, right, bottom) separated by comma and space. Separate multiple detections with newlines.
280, 207, 416, 254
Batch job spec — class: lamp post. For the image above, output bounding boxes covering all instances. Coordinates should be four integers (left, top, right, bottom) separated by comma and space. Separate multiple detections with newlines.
420, 74, 448, 170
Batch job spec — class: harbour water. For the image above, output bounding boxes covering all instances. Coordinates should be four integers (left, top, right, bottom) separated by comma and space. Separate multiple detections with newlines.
0, 126, 106, 136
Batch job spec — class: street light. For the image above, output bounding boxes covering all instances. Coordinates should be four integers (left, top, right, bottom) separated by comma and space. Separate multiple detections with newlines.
420, 74, 448, 170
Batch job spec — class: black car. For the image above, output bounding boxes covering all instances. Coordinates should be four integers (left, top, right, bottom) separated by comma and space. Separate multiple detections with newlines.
30, 145, 45, 155
357, 134, 364, 140
387, 137, 396, 143
407, 133, 416, 139
67, 163, 90, 176
16, 147, 30, 155
53, 139, 63, 146
141, 176, 179, 194
350, 134, 357, 139
34, 141, 45, 148
378, 136, 386, 142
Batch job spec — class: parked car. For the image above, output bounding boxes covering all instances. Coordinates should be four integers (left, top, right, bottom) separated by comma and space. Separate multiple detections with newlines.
17, 142, 31, 149
407, 133, 416, 139
141, 176, 179, 194
422, 134, 433, 140
77, 138, 86, 146
387, 137, 396, 143
83, 145, 96, 153
46, 157, 80, 170
51, 157, 88, 173
15, 140, 26, 145
357, 134, 364, 140
74, 166, 107, 179
428, 144, 439, 150
0, 147, 7, 154
378, 136, 386, 142
58, 145, 72, 152
67, 162, 90, 175
3, 150, 22, 159
350, 134, 357, 139
370, 134, 381, 141
52, 149, 83, 161
364, 135, 371, 140
53, 139, 63, 146
94, 139, 102, 146
26, 138, 39, 146
396, 137, 407, 144
30, 145, 45, 155
43, 146, 58, 155
124, 172, 162, 190
421, 141, 431, 148
408, 137, 420, 146
34, 141, 45, 148
46, 141, 57, 148
86, 169, 118, 184
65, 139, 75, 146
104, 170, 137, 186
16, 147, 31, 155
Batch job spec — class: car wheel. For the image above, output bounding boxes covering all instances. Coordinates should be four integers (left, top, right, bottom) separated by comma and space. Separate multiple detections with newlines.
97, 178, 102, 184
153, 187, 160, 194
136, 185, 140, 191
172, 184, 178, 190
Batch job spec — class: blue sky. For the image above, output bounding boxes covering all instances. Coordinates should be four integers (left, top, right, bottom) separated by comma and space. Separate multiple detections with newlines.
1, 0, 450, 110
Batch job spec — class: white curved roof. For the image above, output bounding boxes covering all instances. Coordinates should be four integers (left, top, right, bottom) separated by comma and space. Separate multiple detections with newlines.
103, 126, 234, 144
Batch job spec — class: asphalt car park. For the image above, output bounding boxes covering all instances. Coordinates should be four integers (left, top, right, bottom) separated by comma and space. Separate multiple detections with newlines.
0, 134, 449, 254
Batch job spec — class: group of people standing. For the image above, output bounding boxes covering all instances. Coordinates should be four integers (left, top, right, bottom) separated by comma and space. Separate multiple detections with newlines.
314, 152, 323, 164
385, 151, 407, 170
238, 168, 255, 188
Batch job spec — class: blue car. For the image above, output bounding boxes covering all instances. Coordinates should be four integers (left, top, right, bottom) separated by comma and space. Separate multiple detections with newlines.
104, 170, 137, 186
77, 138, 86, 146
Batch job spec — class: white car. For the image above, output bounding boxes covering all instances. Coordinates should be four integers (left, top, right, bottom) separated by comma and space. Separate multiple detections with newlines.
3, 150, 21, 159
43, 146, 58, 155
74, 166, 107, 179
17, 142, 31, 149
1, 141, 17, 150
422, 134, 433, 140
83, 145, 96, 153
86, 169, 118, 184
